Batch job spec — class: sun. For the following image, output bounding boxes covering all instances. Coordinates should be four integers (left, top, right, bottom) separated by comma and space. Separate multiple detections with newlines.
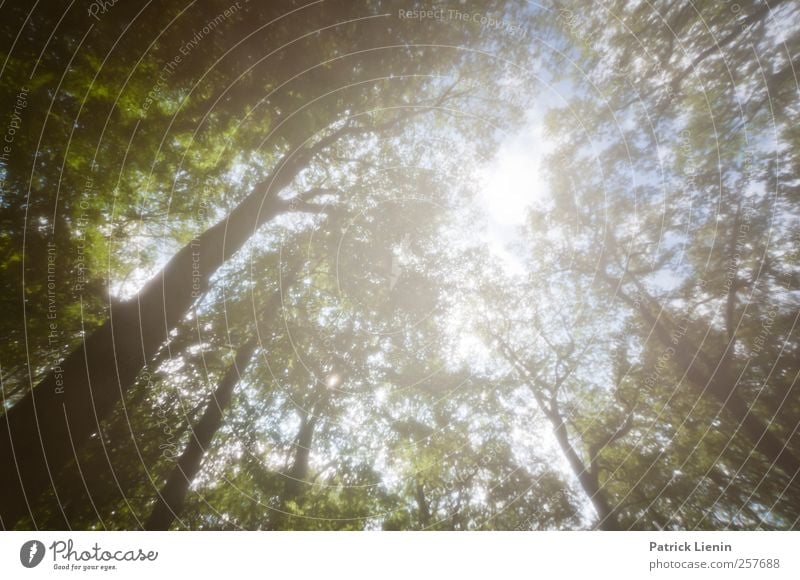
325, 373, 342, 389
479, 142, 541, 227
475, 114, 550, 271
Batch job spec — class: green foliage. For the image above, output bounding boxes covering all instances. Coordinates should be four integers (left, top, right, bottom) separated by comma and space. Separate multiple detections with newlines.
2, 0, 798, 531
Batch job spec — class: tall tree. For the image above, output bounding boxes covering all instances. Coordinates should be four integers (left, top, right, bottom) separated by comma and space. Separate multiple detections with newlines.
144, 335, 259, 531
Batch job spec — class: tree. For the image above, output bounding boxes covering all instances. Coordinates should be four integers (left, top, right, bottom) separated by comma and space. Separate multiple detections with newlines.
2, 0, 797, 532
1, 0, 525, 527
535, 0, 800, 525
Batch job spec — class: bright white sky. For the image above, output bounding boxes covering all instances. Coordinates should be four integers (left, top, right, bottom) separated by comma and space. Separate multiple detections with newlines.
477, 107, 552, 273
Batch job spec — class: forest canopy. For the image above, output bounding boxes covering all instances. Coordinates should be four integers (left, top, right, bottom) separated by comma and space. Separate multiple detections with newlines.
0, 0, 798, 531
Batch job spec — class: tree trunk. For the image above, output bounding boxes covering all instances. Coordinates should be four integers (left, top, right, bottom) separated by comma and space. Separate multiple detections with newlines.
271, 388, 331, 530
0, 100, 441, 528
722, 390, 800, 486
496, 338, 621, 530
0, 141, 310, 528
283, 413, 318, 503
415, 480, 431, 528
144, 338, 258, 530
634, 295, 800, 484
550, 413, 620, 531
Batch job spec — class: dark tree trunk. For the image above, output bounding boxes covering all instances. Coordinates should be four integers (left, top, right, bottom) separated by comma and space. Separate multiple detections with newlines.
271, 389, 330, 529
632, 296, 800, 485
0, 104, 434, 529
549, 412, 620, 531
0, 142, 311, 528
496, 338, 621, 530
283, 413, 318, 502
415, 480, 431, 528
721, 390, 800, 485
269, 417, 316, 530
144, 338, 258, 530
